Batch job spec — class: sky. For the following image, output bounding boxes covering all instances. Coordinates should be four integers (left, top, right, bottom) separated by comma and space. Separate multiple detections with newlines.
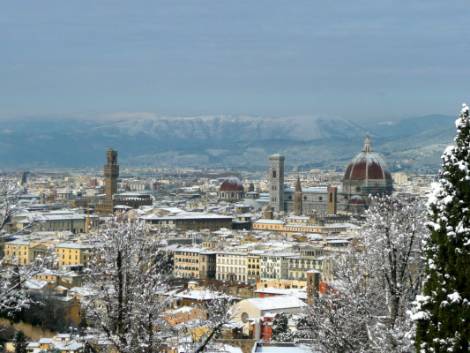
1, 0, 469, 121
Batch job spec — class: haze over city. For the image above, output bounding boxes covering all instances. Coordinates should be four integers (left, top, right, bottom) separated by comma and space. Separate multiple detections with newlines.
1, 0, 470, 120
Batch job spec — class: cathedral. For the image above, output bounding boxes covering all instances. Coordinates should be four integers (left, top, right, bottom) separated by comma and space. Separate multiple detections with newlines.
268, 136, 393, 215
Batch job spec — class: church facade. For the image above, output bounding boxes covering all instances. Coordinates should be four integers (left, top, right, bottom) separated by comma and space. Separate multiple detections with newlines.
268, 137, 393, 215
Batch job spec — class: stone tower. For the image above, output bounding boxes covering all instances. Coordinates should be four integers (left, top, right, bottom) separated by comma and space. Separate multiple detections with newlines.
327, 186, 337, 215
293, 176, 303, 216
102, 148, 119, 214
269, 154, 285, 213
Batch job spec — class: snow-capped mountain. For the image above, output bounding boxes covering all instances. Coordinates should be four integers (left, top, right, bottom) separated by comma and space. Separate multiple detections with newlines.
0, 114, 455, 171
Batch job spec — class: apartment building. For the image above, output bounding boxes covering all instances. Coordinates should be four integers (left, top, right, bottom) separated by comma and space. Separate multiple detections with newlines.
215, 251, 249, 283
55, 243, 93, 268
173, 247, 216, 280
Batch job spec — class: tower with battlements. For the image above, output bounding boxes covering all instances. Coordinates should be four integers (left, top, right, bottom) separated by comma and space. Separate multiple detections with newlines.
97, 148, 119, 214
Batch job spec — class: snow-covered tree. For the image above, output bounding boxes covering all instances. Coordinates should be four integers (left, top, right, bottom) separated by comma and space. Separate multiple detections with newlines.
271, 313, 293, 342
0, 178, 20, 232
83, 220, 173, 353
0, 177, 47, 313
191, 296, 235, 353
306, 195, 427, 353
414, 104, 470, 353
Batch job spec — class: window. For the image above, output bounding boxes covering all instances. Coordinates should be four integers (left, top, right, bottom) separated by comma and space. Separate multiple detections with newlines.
272, 170, 276, 178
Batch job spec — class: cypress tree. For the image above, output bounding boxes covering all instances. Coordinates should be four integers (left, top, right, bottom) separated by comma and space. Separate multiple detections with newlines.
414, 104, 470, 352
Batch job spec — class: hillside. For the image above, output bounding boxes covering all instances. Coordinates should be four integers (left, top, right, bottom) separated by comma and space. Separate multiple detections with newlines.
0, 114, 455, 172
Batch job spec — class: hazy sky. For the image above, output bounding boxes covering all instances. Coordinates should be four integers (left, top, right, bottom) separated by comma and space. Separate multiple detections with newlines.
1, 0, 469, 120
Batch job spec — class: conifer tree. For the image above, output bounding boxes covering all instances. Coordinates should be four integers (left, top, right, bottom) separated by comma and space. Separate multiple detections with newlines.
414, 104, 470, 352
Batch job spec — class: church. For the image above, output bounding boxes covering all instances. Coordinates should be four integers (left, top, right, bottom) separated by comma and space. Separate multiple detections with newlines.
268, 137, 393, 215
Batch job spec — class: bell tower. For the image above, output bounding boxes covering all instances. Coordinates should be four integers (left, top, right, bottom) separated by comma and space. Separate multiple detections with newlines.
269, 154, 285, 213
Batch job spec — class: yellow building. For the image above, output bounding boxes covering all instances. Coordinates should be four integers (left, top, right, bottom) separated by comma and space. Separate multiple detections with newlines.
3, 239, 50, 265
55, 243, 93, 268
3, 238, 94, 268
247, 254, 260, 283
253, 218, 355, 235
3, 240, 31, 265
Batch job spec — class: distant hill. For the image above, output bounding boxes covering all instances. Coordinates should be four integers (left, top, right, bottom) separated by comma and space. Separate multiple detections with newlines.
0, 114, 455, 172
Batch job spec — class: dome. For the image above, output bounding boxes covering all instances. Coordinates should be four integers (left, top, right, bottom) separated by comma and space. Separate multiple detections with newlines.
344, 136, 392, 182
219, 177, 244, 192
342, 136, 393, 198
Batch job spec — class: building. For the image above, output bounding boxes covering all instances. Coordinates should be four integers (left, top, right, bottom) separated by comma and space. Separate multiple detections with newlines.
342, 136, 394, 210
287, 253, 324, 281
113, 192, 153, 209
232, 295, 307, 323
24, 334, 84, 353
173, 247, 217, 280
8, 210, 95, 234
259, 253, 290, 280
247, 253, 261, 283
3, 239, 32, 265
96, 148, 119, 214
268, 136, 393, 215
268, 154, 284, 213
141, 208, 233, 231
216, 251, 249, 283
3, 238, 93, 268
218, 177, 244, 202
55, 242, 93, 268
252, 218, 355, 235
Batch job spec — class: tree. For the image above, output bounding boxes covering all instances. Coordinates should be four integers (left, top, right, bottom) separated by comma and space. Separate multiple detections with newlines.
271, 313, 293, 342
14, 331, 28, 353
413, 104, 470, 352
0, 177, 46, 314
0, 178, 20, 233
83, 220, 173, 353
190, 296, 235, 353
306, 195, 427, 353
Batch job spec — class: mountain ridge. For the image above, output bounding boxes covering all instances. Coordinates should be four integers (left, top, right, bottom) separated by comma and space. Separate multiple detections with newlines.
0, 114, 455, 172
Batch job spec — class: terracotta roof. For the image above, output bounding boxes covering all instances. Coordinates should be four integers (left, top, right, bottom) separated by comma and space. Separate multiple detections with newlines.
220, 177, 244, 192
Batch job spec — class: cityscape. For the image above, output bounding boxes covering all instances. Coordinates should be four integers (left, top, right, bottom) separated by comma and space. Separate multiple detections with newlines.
1, 2, 469, 353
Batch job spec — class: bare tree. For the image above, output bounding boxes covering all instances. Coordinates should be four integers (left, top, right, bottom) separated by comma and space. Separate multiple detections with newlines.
305, 195, 427, 353
0, 178, 21, 233
0, 177, 46, 313
191, 296, 235, 353
83, 220, 173, 353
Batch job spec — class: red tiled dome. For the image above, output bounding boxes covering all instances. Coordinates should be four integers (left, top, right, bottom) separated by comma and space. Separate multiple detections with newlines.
219, 177, 244, 192
344, 137, 392, 182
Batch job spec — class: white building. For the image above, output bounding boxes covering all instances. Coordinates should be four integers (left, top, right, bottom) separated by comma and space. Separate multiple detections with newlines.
216, 251, 248, 283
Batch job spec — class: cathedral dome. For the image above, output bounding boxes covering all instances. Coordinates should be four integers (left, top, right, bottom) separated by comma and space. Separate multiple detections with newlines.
343, 137, 393, 197
344, 136, 392, 182
219, 177, 244, 192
